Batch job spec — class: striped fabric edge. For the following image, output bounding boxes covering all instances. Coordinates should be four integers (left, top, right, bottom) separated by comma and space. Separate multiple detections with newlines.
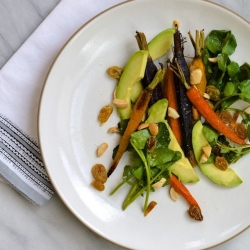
0, 114, 54, 205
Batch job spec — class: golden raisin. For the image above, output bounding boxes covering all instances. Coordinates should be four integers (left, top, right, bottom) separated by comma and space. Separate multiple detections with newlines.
91, 164, 107, 183
91, 179, 105, 191
217, 110, 233, 124
147, 136, 157, 152
206, 86, 220, 101
98, 105, 113, 126
233, 123, 247, 140
215, 156, 228, 171
189, 205, 203, 221
107, 66, 123, 79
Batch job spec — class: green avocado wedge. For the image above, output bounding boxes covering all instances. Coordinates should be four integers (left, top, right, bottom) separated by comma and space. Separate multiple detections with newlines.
192, 121, 242, 187
148, 28, 175, 60
145, 99, 199, 183
116, 50, 148, 119
130, 81, 143, 103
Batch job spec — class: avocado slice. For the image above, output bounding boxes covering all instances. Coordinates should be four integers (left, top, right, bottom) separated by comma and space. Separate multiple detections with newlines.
148, 28, 175, 60
192, 121, 242, 187
145, 99, 199, 183
145, 98, 168, 124
130, 81, 143, 103
116, 50, 148, 119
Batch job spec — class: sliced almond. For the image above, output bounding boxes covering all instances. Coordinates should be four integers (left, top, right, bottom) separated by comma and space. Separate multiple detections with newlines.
168, 107, 180, 119
138, 123, 149, 130
199, 153, 208, 163
244, 106, 250, 114
113, 86, 117, 99
107, 127, 119, 133
152, 178, 166, 189
202, 145, 212, 157
97, 143, 108, 157
208, 57, 218, 63
170, 187, 179, 201
112, 99, 128, 108
149, 123, 158, 136
203, 92, 210, 99
190, 68, 202, 85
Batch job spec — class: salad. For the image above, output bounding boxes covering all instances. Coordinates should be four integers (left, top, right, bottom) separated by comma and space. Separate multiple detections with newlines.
91, 21, 250, 221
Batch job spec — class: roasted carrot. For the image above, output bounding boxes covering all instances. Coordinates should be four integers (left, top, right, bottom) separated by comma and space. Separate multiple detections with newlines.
188, 30, 207, 121
187, 87, 247, 145
164, 66, 182, 146
173, 26, 196, 166
170, 174, 203, 221
174, 61, 247, 145
135, 31, 164, 107
107, 69, 165, 177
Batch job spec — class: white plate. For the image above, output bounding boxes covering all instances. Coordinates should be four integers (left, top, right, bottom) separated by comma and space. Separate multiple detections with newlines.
38, 0, 250, 249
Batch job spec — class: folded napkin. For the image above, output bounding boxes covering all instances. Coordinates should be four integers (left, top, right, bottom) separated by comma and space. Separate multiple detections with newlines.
0, 0, 125, 205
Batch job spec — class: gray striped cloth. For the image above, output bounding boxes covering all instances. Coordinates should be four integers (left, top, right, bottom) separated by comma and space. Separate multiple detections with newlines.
0, 0, 124, 206
0, 114, 54, 205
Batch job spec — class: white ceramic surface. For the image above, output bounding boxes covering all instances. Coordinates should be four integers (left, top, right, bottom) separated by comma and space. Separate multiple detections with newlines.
39, 0, 250, 249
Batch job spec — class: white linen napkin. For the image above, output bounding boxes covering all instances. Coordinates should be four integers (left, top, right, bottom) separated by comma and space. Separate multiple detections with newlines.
0, 0, 125, 205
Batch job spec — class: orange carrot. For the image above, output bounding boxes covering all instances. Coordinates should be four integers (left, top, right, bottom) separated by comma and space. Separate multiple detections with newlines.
170, 174, 203, 221
186, 87, 247, 145
107, 69, 165, 177
164, 66, 182, 147
188, 30, 207, 121
174, 60, 247, 145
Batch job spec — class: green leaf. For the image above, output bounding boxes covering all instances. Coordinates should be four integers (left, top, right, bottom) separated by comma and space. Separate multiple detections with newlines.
205, 30, 230, 54
238, 79, 250, 101
227, 61, 240, 78
123, 165, 132, 178
130, 129, 151, 149
147, 147, 177, 167
146, 123, 180, 166
223, 82, 237, 97
132, 166, 144, 180
238, 62, 250, 81
118, 119, 129, 134
222, 33, 237, 55
203, 124, 219, 143
218, 53, 229, 72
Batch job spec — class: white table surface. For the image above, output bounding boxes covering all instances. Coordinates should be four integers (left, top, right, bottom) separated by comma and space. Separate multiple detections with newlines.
0, 0, 250, 249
